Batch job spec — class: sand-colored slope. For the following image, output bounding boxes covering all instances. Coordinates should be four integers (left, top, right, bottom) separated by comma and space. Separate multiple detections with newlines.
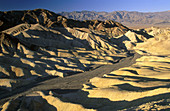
80, 55, 170, 110
2, 54, 169, 111
144, 27, 170, 37
110, 30, 152, 50
134, 27, 170, 55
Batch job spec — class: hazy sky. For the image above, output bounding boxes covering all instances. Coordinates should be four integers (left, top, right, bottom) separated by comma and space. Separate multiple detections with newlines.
0, 0, 170, 12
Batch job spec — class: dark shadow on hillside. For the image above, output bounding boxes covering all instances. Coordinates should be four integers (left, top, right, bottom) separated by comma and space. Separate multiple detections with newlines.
132, 29, 154, 39
50, 89, 170, 111
26, 29, 93, 50
1, 95, 58, 111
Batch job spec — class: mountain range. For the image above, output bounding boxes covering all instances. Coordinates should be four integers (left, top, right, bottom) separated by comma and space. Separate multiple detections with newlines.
58, 10, 170, 28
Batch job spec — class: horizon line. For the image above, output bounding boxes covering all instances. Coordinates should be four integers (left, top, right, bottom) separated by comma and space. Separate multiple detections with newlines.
0, 8, 170, 13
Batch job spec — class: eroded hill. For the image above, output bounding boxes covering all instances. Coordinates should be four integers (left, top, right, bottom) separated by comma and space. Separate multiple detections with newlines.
0, 9, 133, 91
0, 9, 170, 111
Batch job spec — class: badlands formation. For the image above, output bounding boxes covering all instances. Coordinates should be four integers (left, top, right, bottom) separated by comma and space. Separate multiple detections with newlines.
0, 9, 170, 111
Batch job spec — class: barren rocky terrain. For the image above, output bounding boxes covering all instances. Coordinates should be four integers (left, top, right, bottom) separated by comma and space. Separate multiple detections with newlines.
0, 9, 170, 111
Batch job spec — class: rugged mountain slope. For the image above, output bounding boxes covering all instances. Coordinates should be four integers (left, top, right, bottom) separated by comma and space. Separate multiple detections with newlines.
0, 9, 170, 111
58, 10, 170, 28
0, 9, 128, 32
0, 9, 136, 91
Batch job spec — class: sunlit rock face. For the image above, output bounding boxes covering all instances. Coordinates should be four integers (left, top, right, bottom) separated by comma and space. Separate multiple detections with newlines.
134, 27, 170, 55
